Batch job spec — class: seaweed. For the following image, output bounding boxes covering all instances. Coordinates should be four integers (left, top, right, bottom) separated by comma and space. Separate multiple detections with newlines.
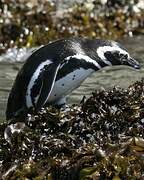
0, 0, 144, 54
0, 79, 144, 179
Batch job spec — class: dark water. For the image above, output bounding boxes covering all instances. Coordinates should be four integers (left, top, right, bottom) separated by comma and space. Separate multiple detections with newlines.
0, 36, 144, 122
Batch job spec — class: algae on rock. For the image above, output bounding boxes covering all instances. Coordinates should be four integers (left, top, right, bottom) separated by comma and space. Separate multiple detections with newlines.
0, 79, 144, 179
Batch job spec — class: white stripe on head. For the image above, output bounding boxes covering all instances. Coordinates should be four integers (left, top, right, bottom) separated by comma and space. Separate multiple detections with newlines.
26, 59, 52, 108
97, 46, 129, 65
65, 54, 101, 69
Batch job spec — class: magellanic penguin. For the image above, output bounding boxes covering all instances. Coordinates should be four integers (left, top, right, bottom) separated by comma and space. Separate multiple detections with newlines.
6, 37, 140, 120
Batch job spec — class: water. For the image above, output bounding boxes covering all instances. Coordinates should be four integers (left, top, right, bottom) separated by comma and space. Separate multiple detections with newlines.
0, 36, 144, 122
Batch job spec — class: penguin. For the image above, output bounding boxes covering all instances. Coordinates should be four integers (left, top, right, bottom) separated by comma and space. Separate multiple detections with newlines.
6, 37, 140, 120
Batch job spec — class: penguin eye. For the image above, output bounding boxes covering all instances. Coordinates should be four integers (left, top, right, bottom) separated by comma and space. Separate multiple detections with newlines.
109, 51, 120, 59
119, 53, 124, 58
113, 51, 120, 57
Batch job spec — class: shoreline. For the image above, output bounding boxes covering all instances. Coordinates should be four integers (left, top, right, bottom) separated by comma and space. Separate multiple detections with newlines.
0, 0, 144, 54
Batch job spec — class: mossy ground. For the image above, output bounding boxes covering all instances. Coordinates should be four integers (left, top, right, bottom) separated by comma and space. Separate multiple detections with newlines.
0, 79, 144, 179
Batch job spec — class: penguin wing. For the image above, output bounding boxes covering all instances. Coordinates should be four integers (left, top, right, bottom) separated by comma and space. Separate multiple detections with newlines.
30, 62, 60, 111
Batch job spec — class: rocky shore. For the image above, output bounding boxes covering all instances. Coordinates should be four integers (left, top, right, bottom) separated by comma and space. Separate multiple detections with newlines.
0, 0, 144, 54
0, 79, 144, 179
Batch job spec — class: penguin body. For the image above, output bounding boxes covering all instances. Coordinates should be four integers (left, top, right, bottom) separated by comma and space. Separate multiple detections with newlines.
6, 37, 140, 120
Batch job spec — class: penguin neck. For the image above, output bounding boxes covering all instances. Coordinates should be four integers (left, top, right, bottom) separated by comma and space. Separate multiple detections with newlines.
93, 57, 111, 71
83, 48, 110, 70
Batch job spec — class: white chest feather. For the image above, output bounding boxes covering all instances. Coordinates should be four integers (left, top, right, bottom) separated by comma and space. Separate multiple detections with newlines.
48, 68, 94, 103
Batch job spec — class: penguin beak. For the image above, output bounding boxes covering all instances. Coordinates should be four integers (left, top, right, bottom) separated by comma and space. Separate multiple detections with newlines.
122, 57, 140, 69
127, 57, 141, 69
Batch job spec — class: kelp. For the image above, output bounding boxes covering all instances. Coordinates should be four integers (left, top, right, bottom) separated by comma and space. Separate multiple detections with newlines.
0, 79, 144, 179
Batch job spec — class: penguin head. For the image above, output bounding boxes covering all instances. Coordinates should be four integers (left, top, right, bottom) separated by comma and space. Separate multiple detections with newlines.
97, 41, 140, 69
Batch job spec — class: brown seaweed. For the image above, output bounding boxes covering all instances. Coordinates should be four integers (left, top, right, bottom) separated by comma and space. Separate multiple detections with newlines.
0, 0, 144, 54
0, 79, 144, 179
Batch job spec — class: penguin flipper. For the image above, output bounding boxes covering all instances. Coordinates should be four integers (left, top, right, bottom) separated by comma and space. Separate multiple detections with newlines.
34, 63, 60, 111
